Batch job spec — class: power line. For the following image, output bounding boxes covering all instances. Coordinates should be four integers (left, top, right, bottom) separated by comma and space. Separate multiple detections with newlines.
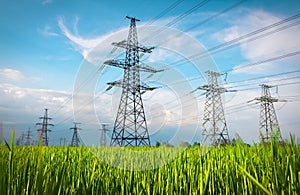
141, 0, 212, 42
184, 0, 246, 32
158, 12, 300, 70
224, 50, 300, 73
156, 51, 300, 87
226, 76, 300, 90
144, 0, 185, 26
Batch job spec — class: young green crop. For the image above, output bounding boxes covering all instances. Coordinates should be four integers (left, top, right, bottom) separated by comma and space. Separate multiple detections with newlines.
0, 139, 299, 194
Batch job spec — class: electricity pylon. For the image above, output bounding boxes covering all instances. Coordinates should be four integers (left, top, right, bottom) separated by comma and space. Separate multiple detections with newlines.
70, 122, 81, 146
197, 71, 235, 146
254, 84, 282, 143
36, 108, 54, 146
105, 16, 161, 146
100, 124, 110, 146
24, 128, 33, 146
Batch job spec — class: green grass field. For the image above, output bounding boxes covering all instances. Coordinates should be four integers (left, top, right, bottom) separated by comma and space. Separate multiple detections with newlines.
0, 137, 300, 194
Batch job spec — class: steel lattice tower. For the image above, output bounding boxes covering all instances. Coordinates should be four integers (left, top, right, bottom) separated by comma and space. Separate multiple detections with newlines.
199, 71, 233, 146
70, 122, 81, 146
24, 128, 33, 146
255, 84, 282, 143
100, 124, 110, 146
36, 108, 53, 146
105, 16, 160, 146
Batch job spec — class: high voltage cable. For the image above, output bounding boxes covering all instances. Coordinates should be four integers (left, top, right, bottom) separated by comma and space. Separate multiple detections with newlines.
154, 50, 300, 87
235, 80, 300, 92
224, 69, 300, 85
225, 76, 300, 89
184, 0, 246, 32
224, 50, 300, 73
165, 0, 211, 27
144, 0, 185, 26
141, 0, 246, 57
141, 0, 212, 42
152, 0, 246, 47
157, 12, 300, 70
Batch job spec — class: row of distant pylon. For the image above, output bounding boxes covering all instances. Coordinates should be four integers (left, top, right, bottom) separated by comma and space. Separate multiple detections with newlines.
197, 71, 282, 146
103, 17, 282, 146
35, 16, 282, 147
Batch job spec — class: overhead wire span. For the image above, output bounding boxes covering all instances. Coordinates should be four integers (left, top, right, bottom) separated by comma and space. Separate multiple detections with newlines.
156, 12, 300, 70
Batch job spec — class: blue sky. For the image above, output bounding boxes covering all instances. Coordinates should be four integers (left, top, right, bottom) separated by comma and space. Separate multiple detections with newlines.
0, 0, 300, 145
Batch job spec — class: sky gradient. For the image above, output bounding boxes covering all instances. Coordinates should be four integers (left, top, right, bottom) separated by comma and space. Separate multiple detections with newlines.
0, 0, 300, 145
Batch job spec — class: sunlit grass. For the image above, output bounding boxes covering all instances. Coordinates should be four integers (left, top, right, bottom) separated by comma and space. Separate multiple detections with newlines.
0, 136, 299, 194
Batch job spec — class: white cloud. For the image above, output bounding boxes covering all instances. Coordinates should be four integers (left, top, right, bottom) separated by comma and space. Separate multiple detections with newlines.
0, 83, 73, 123
57, 17, 112, 59
213, 9, 300, 74
38, 25, 59, 37
0, 68, 41, 83
0, 68, 26, 81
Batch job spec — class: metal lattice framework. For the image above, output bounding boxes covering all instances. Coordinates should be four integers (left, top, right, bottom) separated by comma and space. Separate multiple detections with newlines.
70, 122, 81, 146
24, 128, 33, 146
255, 84, 282, 143
36, 108, 54, 146
199, 71, 233, 146
105, 16, 160, 146
100, 124, 110, 146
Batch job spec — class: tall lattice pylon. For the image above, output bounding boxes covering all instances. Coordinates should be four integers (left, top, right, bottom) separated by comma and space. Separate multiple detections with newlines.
198, 71, 234, 146
100, 124, 110, 146
70, 122, 81, 146
255, 84, 282, 143
105, 16, 160, 146
36, 108, 54, 146
24, 128, 33, 146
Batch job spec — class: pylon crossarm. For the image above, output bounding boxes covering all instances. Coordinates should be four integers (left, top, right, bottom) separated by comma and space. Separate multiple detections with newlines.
104, 59, 126, 69
106, 80, 123, 89
139, 83, 158, 91
112, 41, 154, 53
137, 63, 163, 73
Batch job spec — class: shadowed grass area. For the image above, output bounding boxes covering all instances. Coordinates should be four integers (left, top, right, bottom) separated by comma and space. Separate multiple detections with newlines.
0, 137, 299, 194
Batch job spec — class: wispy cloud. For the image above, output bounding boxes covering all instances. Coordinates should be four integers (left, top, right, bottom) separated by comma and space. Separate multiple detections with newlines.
38, 25, 59, 37
0, 68, 26, 81
42, 0, 53, 5
0, 68, 40, 82
213, 9, 300, 74
57, 16, 109, 59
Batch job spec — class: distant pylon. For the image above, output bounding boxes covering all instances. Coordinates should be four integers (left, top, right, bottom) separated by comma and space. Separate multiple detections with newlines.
105, 16, 161, 146
36, 108, 54, 146
70, 122, 81, 146
100, 124, 110, 146
24, 128, 33, 146
198, 71, 235, 146
255, 84, 282, 143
